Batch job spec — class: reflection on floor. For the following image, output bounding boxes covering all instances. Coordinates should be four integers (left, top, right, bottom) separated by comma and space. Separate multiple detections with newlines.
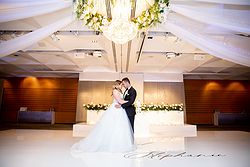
0, 129, 249, 167
72, 123, 197, 138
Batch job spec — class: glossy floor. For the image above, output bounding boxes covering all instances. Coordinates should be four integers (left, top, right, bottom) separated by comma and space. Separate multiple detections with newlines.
0, 129, 249, 167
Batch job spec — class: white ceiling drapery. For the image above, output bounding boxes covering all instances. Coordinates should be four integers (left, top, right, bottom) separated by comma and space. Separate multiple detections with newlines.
0, 0, 74, 57
170, 4, 250, 34
0, 0, 67, 9
179, 0, 250, 5
165, 21, 250, 67
0, 15, 74, 58
0, 0, 72, 23
166, 0, 250, 67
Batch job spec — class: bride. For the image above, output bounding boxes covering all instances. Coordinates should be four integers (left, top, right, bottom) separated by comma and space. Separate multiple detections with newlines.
71, 80, 135, 153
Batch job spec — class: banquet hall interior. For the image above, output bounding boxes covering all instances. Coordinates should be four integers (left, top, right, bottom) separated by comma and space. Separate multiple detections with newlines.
0, 0, 250, 167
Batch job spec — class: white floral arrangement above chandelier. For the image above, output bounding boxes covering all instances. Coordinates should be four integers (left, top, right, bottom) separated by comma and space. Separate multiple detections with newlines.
75, 0, 169, 44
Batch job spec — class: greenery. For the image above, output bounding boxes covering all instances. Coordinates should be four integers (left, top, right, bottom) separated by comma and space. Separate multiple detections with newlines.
140, 103, 183, 111
75, 0, 169, 32
132, 0, 169, 31
83, 103, 183, 111
75, 0, 111, 31
83, 103, 110, 111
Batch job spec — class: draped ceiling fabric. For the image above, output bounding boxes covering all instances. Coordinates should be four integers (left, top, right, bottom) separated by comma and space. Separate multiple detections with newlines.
0, 16, 73, 57
0, 0, 73, 58
166, 0, 250, 66
0, 0, 72, 23
0, 0, 250, 67
186, 0, 250, 5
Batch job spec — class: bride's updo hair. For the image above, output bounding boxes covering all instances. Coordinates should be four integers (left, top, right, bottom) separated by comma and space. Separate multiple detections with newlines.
112, 80, 122, 93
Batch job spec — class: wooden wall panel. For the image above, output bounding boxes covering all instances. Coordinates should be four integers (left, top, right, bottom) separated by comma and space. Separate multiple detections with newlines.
144, 82, 185, 104
186, 113, 214, 124
0, 77, 78, 123
76, 81, 113, 122
0, 79, 4, 118
144, 82, 158, 104
184, 80, 250, 125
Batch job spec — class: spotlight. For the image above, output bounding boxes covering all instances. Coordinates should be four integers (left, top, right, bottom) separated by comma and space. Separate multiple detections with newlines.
50, 33, 60, 41
95, 31, 100, 35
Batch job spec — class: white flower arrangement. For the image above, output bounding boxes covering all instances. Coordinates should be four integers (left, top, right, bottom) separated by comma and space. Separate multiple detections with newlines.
75, 0, 111, 31
75, 0, 169, 32
83, 103, 110, 111
83, 102, 183, 111
132, 0, 169, 31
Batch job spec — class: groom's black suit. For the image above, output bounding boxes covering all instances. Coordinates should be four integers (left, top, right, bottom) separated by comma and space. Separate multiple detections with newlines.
121, 86, 137, 132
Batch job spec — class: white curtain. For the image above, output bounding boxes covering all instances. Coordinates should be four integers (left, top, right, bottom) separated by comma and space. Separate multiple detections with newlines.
0, 0, 72, 23
0, 0, 63, 9
176, 0, 250, 5
165, 22, 250, 67
0, 16, 74, 58
166, 1, 250, 67
170, 4, 250, 34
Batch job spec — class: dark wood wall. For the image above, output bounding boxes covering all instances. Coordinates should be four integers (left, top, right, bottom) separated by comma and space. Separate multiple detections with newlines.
0, 77, 78, 123
184, 80, 250, 124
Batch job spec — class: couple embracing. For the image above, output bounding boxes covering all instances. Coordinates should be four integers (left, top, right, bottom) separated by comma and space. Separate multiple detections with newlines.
71, 77, 137, 153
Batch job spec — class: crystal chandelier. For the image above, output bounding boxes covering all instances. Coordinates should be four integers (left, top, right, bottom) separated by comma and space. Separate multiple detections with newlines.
75, 0, 169, 44
103, 0, 138, 44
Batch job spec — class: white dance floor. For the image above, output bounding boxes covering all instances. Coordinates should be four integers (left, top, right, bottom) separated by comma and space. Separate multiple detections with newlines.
0, 129, 249, 167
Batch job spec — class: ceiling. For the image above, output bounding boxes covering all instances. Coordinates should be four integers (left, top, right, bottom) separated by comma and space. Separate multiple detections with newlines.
0, 7, 250, 80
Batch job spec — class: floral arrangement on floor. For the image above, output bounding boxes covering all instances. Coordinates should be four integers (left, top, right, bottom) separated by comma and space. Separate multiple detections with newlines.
75, 0, 169, 32
83, 103, 183, 111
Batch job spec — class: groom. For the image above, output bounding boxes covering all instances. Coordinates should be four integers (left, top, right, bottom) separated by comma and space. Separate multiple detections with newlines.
116, 77, 137, 132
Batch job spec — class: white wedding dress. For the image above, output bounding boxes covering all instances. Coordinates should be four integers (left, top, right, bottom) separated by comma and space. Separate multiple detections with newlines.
71, 93, 135, 154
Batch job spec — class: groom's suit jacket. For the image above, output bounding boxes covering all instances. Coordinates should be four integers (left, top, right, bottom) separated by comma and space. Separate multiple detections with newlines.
121, 86, 137, 116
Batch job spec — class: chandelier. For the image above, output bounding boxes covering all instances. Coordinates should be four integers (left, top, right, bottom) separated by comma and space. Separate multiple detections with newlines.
75, 0, 169, 44
102, 0, 138, 44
